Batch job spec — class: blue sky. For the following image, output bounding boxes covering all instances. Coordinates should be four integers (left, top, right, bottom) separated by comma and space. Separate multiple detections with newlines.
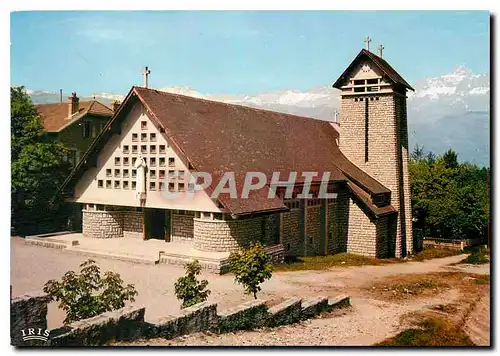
10, 11, 490, 96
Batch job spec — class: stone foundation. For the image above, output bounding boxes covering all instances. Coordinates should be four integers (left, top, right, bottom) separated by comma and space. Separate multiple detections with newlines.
193, 216, 265, 252
82, 210, 143, 239
171, 214, 194, 242
123, 212, 143, 239
282, 209, 301, 256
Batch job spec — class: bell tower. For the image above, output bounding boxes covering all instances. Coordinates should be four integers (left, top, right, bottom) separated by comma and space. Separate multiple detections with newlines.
332, 43, 414, 257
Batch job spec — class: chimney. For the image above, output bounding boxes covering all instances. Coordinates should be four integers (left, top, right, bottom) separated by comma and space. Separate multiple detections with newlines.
112, 100, 121, 113
68, 92, 79, 118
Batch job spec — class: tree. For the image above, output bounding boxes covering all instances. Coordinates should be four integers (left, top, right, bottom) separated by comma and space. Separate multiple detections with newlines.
442, 149, 459, 169
174, 260, 211, 308
228, 242, 272, 299
411, 144, 425, 161
43, 259, 138, 324
409, 147, 489, 241
10, 86, 71, 234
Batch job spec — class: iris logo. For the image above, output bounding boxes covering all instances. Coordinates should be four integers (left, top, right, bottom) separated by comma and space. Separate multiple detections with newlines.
20, 328, 50, 342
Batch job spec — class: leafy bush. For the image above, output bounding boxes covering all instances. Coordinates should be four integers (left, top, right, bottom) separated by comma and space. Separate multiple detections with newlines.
463, 249, 489, 264
228, 242, 272, 299
43, 259, 138, 324
174, 260, 211, 308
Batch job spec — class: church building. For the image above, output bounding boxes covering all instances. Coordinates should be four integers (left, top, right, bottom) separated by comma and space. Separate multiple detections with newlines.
58, 45, 416, 266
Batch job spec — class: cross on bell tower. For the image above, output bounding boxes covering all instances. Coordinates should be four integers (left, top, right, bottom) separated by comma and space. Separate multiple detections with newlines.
378, 44, 385, 58
364, 36, 372, 51
142, 66, 151, 88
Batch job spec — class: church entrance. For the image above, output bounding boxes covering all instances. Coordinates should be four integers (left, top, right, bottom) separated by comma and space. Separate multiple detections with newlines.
144, 208, 168, 240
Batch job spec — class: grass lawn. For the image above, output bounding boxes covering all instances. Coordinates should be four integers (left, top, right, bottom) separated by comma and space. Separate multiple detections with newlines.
273, 247, 461, 272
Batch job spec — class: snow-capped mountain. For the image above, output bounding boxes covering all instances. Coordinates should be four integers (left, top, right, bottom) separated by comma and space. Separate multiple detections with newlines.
27, 66, 490, 166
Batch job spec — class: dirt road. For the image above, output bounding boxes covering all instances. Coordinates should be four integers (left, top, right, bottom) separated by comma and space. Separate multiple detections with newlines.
11, 237, 490, 345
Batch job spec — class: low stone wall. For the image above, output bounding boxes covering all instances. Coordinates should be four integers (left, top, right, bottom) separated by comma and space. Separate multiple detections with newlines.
12, 290, 351, 346
83, 210, 143, 239
49, 306, 145, 346
423, 238, 481, 251
171, 214, 194, 242
11, 291, 51, 346
267, 297, 302, 327
147, 301, 217, 339
217, 299, 268, 333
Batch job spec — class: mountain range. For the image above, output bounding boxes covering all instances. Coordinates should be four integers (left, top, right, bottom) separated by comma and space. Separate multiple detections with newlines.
28, 66, 490, 167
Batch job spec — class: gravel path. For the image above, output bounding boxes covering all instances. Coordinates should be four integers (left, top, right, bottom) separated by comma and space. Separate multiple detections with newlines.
10, 236, 483, 336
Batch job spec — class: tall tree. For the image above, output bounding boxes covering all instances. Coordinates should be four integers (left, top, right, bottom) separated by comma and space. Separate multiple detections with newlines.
11, 86, 71, 235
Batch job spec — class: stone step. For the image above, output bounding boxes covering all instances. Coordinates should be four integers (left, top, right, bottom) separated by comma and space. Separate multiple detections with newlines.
64, 247, 159, 265
159, 254, 229, 274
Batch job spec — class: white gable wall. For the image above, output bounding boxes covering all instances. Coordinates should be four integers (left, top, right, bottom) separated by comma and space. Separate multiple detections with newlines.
71, 101, 222, 212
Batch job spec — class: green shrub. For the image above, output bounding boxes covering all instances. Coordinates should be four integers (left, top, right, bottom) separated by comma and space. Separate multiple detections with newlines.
174, 260, 211, 308
43, 259, 138, 324
228, 242, 272, 299
463, 249, 489, 264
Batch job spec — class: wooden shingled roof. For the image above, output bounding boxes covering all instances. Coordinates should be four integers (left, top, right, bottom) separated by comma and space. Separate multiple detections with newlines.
58, 86, 394, 217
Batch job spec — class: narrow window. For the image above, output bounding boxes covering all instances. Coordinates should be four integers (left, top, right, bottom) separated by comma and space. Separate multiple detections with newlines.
150, 145, 156, 154
123, 181, 129, 190
123, 157, 129, 166
98, 180, 103, 188
106, 169, 112, 177
159, 145, 166, 154
150, 157, 156, 167
132, 169, 137, 178
150, 133, 156, 141
178, 182, 185, 192
141, 121, 147, 130
150, 169, 156, 179
132, 133, 138, 142
168, 157, 175, 167
123, 169, 129, 178
132, 145, 138, 154
132, 157, 137, 166
159, 182, 165, 191
115, 157, 120, 166
178, 170, 185, 179
168, 182, 175, 192
159, 157, 166, 166
168, 170, 175, 179
83, 121, 91, 138
141, 145, 147, 154
131, 181, 137, 189
159, 170, 165, 179
114, 180, 120, 189
106, 180, 112, 188
365, 98, 369, 162
123, 145, 129, 154
149, 182, 156, 191
141, 133, 147, 142
114, 169, 120, 177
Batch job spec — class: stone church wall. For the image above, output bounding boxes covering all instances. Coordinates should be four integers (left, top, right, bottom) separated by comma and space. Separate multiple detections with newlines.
82, 209, 143, 239
327, 189, 350, 254
171, 214, 194, 242
193, 216, 265, 252
282, 209, 302, 256
123, 211, 144, 239
346, 199, 377, 257
305, 205, 322, 256
83, 210, 123, 239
